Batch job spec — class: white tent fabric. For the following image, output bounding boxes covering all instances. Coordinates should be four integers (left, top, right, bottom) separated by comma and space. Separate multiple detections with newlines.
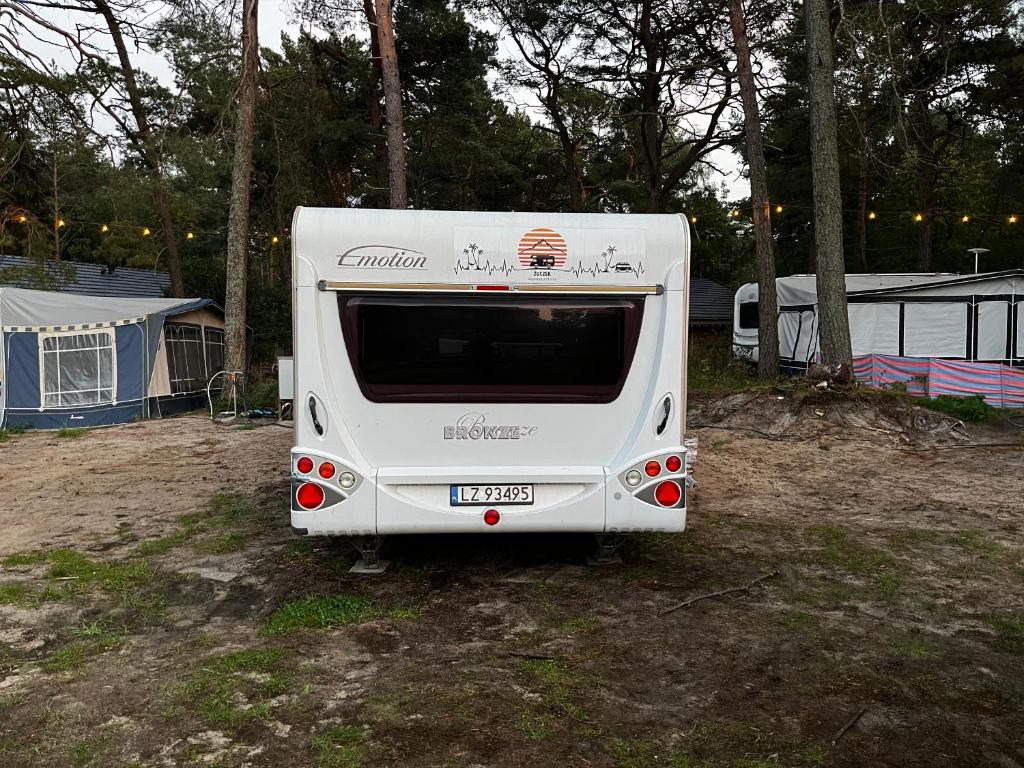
775, 273, 958, 307
0, 287, 195, 329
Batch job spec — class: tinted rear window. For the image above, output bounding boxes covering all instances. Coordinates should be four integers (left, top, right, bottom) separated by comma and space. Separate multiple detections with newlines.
739, 301, 759, 329
339, 294, 644, 403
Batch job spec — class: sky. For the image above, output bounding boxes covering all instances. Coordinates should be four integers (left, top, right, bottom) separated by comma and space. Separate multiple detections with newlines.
19, 0, 749, 200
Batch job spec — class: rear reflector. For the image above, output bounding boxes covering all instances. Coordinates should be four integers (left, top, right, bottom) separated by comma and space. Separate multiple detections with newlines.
296, 456, 314, 474
665, 455, 682, 473
296, 482, 325, 510
318, 462, 336, 479
654, 480, 682, 507
645, 460, 661, 477
483, 509, 500, 526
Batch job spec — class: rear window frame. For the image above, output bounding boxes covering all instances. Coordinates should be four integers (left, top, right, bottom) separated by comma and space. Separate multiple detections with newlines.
338, 292, 646, 404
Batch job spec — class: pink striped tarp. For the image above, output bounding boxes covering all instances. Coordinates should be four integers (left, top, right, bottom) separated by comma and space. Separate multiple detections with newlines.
853, 354, 1024, 408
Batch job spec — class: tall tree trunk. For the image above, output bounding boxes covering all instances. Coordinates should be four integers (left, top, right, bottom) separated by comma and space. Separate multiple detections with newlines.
804, 0, 852, 368
729, 0, 778, 379
223, 0, 259, 387
373, 0, 407, 208
362, 0, 389, 208
94, 0, 184, 296
913, 100, 937, 271
52, 153, 60, 261
636, 0, 662, 212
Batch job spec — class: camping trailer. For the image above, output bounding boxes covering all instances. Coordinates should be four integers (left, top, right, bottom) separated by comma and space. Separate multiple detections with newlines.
733, 271, 1024, 372
290, 208, 691, 567
0, 287, 226, 429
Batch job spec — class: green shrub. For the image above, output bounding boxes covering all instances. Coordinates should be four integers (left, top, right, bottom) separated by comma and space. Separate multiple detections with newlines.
919, 394, 994, 423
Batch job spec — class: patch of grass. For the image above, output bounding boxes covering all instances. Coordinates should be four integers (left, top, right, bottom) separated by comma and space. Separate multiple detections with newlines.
69, 735, 109, 767
884, 632, 938, 660
918, 394, 995, 423
57, 427, 86, 438
0, 583, 31, 606
387, 606, 420, 621
193, 532, 247, 555
520, 658, 588, 725
804, 525, 895, 577
779, 610, 818, 631
263, 594, 376, 636
551, 615, 598, 633
181, 648, 292, 729
516, 708, 552, 741
44, 626, 122, 673
607, 738, 692, 767
311, 725, 373, 768
688, 337, 757, 394
47, 549, 153, 594
138, 534, 187, 556
986, 614, 1024, 654
1, 551, 49, 567
945, 529, 999, 555
872, 571, 903, 601
889, 528, 941, 549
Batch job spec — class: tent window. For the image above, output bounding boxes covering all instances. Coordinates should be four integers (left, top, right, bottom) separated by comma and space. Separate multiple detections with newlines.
40, 331, 115, 407
739, 301, 759, 329
165, 324, 206, 394
204, 328, 225, 386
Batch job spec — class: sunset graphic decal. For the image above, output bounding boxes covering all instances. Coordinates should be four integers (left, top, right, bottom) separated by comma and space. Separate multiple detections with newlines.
517, 227, 568, 269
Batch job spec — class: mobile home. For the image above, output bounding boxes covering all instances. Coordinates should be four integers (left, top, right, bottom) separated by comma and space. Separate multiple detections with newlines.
733, 271, 1023, 372
290, 208, 691, 567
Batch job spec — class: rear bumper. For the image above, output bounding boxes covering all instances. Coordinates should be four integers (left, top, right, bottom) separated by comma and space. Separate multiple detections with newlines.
289, 450, 688, 536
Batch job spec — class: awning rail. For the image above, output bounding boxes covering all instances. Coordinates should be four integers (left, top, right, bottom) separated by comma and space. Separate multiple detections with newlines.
317, 280, 663, 296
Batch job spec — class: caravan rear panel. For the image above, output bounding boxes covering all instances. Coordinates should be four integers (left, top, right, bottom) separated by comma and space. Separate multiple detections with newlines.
291, 209, 690, 536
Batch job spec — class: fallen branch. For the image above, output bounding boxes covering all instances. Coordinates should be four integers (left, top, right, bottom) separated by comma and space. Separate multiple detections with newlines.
901, 442, 1024, 451
658, 570, 779, 616
831, 707, 867, 745
508, 651, 556, 661
697, 426, 796, 441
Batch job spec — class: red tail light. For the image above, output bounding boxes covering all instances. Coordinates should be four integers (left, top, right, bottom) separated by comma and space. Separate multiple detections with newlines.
483, 509, 500, 526
296, 456, 314, 474
654, 480, 682, 507
665, 455, 682, 473
644, 460, 661, 477
296, 482, 325, 510
318, 462, 336, 479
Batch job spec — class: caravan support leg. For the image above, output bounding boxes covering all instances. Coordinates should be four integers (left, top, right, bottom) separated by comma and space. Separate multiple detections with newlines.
349, 536, 389, 574
588, 534, 626, 566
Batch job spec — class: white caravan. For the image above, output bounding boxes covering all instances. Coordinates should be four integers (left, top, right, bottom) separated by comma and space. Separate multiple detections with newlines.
290, 208, 691, 568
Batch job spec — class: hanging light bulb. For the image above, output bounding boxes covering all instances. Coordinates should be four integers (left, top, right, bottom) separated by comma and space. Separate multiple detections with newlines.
141, 226, 151, 237
271, 235, 280, 245
185, 231, 194, 240
730, 209, 740, 218
961, 215, 970, 224
100, 224, 109, 233
57, 218, 65, 228
775, 204, 783, 214
868, 211, 877, 220
914, 213, 924, 222
690, 215, 698, 224
1010, 215, 1019, 224
16, 214, 27, 223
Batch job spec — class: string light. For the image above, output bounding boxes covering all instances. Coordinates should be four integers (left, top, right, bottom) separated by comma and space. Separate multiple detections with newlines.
914, 213, 924, 222
141, 227, 151, 237
16, 214, 27, 223
775, 204, 783, 214
730, 209, 740, 218
186, 231, 194, 240
271, 235, 280, 245
690, 215, 698, 224
57, 218, 65, 228
868, 211, 877, 220
1010, 215, 1019, 224
961, 215, 970, 224
100, 224, 109, 233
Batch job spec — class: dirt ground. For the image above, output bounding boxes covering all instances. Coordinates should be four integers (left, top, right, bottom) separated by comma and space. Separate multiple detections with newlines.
1, 393, 1023, 768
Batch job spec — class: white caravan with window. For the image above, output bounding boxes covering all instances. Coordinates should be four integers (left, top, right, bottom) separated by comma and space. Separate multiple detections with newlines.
290, 208, 690, 568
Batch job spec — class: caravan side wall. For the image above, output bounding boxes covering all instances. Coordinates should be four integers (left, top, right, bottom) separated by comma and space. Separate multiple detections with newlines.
290, 209, 691, 536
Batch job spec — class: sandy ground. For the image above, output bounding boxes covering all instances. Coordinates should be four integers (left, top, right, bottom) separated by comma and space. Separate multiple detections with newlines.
1, 396, 1023, 768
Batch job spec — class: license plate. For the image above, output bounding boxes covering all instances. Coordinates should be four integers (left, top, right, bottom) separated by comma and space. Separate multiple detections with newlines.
450, 484, 534, 506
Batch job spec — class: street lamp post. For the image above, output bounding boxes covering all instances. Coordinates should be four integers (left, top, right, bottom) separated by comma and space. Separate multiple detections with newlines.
967, 247, 990, 274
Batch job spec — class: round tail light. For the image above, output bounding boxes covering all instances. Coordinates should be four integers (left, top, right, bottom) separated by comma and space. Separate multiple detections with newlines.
665, 455, 682, 473
296, 456, 314, 474
296, 482, 325, 510
483, 509, 500, 526
644, 460, 661, 477
654, 480, 682, 507
318, 462, 336, 479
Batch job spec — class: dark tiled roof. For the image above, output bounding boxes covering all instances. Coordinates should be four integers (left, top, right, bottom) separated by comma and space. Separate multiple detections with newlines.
690, 277, 734, 326
0, 254, 170, 298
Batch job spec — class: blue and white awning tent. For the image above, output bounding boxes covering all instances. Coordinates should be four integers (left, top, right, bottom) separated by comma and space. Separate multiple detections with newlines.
0, 287, 226, 429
